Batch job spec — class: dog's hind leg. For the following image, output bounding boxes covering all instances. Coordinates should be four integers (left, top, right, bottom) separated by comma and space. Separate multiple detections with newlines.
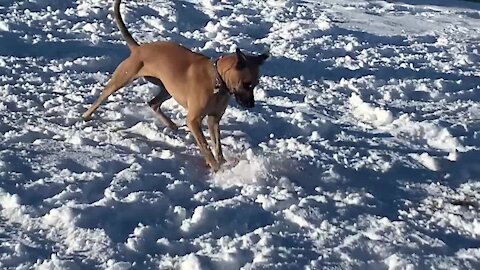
146, 76, 178, 129
82, 57, 142, 121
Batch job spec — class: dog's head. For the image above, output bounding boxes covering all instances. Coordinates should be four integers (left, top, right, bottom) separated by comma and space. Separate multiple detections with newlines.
222, 48, 269, 108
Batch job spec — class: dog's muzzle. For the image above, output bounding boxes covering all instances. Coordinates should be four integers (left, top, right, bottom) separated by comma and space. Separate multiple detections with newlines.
234, 94, 254, 108
234, 84, 256, 108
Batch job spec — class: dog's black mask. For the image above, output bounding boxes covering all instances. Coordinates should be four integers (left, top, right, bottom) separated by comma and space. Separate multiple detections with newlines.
231, 48, 269, 109
234, 84, 255, 108
235, 94, 254, 108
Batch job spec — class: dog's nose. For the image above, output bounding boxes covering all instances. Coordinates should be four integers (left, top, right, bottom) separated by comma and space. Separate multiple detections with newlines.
240, 102, 254, 109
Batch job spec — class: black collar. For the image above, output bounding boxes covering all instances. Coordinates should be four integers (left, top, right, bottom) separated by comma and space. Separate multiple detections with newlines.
213, 58, 232, 95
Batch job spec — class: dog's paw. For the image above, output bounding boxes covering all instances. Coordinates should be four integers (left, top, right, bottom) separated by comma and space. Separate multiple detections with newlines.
205, 160, 220, 172
217, 157, 227, 165
82, 114, 93, 122
210, 163, 220, 172
167, 122, 178, 130
209, 159, 240, 173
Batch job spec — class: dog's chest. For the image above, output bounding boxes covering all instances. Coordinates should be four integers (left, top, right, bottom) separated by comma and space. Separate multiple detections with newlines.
205, 91, 230, 115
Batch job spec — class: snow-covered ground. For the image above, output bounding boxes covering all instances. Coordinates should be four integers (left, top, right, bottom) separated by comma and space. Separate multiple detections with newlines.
1, 0, 480, 269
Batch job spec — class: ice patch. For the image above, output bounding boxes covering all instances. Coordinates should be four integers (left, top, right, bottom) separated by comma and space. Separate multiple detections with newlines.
0, 189, 21, 210
127, 122, 184, 147
0, 20, 9, 31
284, 208, 312, 229
350, 93, 394, 126
43, 206, 77, 227
125, 223, 155, 252
410, 152, 439, 171
384, 254, 414, 270
106, 261, 132, 270
350, 93, 464, 153
180, 206, 206, 233
36, 254, 80, 270
391, 115, 464, 153
211, 150, 269, 188
66, 133, 84, 145
180, 254, 202, 270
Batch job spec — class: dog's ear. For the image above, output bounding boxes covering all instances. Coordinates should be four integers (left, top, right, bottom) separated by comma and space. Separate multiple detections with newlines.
253, 52, 269, 66
235, 48, 248, 70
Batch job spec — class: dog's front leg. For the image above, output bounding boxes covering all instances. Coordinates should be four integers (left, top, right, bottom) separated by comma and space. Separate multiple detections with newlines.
207, 115, 226, 165
187, 115, 219, 171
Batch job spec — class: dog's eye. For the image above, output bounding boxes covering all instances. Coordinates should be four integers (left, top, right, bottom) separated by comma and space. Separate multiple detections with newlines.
243, 82, 254, 89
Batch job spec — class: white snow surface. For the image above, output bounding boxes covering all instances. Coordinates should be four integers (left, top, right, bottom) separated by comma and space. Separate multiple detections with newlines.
1, 0, 480, 269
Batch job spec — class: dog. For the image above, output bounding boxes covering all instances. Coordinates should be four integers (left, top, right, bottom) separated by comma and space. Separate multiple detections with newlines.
82, 0, 269, 171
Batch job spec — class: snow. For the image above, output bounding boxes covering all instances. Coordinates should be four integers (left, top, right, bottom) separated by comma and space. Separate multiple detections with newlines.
0, 21, 9, 32
1, 0, 480, 269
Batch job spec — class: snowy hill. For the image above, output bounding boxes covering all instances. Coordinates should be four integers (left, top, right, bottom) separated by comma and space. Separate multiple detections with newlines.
1, 0, 480, 269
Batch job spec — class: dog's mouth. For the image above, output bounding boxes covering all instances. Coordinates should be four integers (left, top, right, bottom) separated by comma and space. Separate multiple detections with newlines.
241, 102, 254, 108
235, 94, 254, 108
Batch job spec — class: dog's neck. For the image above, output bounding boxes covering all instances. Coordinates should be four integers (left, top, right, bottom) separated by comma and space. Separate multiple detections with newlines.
213, 57, 232, 95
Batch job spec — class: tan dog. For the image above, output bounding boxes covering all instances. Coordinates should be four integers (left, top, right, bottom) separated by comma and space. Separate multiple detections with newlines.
82, 0, 269, 171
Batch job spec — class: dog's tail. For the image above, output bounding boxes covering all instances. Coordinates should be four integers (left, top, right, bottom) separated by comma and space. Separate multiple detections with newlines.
114, 0, 139, 50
